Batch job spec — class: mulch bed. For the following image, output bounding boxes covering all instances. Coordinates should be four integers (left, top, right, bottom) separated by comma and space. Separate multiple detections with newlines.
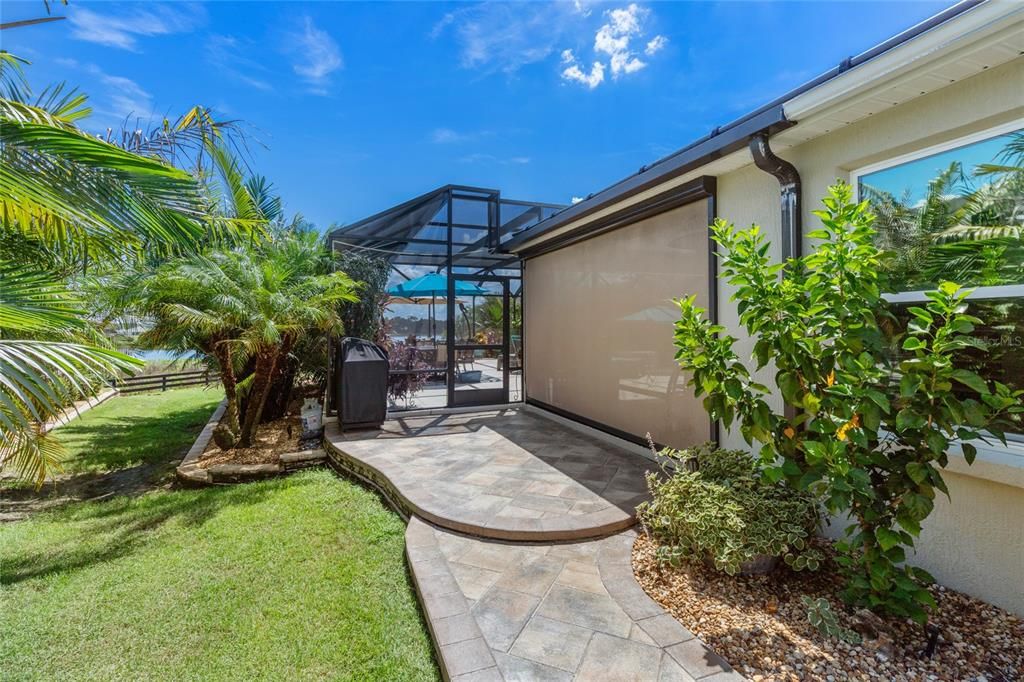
197, 415, 303, 468
632, 533, 1024, 682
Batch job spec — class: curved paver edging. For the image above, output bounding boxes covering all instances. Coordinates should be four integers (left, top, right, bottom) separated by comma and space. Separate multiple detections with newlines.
323, 414, 649, 543
406, 517, 745, 681
324, 435, 635, 542
177, 400, 326, 485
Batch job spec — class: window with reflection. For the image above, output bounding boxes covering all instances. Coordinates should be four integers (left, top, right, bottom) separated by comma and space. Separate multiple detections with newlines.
858, 127, 1023, 292
857, 125, 1024, 440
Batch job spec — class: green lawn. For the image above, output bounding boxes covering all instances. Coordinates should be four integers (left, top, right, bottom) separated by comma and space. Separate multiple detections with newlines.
53, 386, 223, 476
1, 470, 439, 681
2, 386, 439, 680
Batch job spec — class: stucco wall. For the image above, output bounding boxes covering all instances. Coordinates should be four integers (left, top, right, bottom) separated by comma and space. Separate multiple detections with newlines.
714, 58, 1024, 614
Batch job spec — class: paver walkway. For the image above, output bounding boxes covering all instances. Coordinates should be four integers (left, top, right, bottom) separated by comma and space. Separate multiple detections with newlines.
323, 407, 744, 681
324, 409, 652, 541
406, 520, 742, 681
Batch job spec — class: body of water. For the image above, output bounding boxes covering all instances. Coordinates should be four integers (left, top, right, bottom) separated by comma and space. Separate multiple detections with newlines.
130, 350, 198, 363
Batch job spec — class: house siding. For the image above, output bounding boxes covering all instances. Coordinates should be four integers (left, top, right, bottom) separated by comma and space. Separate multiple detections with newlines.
523, 200, 713, 449
718, 58, 1024, 614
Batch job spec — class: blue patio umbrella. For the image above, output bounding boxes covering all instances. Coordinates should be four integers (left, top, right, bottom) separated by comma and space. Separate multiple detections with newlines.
387, 273, 489, 341
386, 272, 488, 298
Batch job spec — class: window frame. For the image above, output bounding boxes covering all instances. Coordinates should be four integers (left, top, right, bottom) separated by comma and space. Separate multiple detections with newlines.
851, 119, 1024, 453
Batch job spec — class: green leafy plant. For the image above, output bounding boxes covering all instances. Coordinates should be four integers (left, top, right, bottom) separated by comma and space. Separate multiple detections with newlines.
140, 230, 360, 448
802, 596, 861, 644
330, 246, 390, 344
672, 181, 1023, 622
637, 444, 822, 575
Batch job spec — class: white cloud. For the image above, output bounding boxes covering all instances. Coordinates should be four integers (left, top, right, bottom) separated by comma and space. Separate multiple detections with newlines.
431, 128, 494, 144
573, 0, 593, 18
606, 4, 645, 36
571, 196, 585, 204
286, 16, 343, 93
432, 128, 464, 143
432, 3, 583, 75
561, 59, 605, 89
645, 34, 667, 56
458, 153, 531, 165
560, 3, 665, 89
430, 12, 456, 40
68, 4, 204, 51
594, 3, 647, 77
207, 35, 272, 91
60, 61, 157, 128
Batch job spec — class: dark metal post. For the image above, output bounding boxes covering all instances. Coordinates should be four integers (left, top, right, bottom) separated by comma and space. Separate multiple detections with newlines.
750, 132, 801, 425
502, 279, 510, 403
705, 181, 720, 445
446, 189, 456, 408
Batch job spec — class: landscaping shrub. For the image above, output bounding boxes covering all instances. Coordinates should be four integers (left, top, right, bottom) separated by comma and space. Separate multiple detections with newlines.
671, 181, 1023, 623
637, 443, 822, 575
384, 339, 429, 405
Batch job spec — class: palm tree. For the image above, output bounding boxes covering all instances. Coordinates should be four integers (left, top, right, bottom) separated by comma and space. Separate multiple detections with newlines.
0, 52, 258, 484
141, 230, 359, 448
1, 53, 206, 267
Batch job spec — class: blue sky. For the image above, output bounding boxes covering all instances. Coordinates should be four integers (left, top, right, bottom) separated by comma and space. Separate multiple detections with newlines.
4, 0, 951, 230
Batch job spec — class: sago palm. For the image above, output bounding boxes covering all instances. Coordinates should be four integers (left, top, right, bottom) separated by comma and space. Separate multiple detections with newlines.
141, 230, 359, 448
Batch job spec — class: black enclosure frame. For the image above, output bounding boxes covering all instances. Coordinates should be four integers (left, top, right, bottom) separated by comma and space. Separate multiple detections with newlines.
448, 274, 511, 408
326, 185, 564, 412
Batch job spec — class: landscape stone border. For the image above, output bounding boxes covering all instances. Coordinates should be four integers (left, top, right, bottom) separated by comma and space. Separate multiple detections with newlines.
176, 400, 327, 485
42, 387, 118, 433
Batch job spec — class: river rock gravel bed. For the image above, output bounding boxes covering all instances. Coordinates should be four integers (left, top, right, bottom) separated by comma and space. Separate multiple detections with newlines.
632, 534, 1023, 682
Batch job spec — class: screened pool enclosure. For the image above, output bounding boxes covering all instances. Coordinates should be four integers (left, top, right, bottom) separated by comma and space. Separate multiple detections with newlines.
327, 185, 564, 411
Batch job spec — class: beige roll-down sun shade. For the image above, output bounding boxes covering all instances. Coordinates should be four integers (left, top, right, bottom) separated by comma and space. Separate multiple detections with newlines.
524, 199, 712, 449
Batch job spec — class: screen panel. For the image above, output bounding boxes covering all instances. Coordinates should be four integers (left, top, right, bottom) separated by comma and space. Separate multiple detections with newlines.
524, 200, 712, 448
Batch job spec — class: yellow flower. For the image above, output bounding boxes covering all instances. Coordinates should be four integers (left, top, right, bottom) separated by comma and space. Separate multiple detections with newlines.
826, 371, 836, 387
836, 413, 861, 441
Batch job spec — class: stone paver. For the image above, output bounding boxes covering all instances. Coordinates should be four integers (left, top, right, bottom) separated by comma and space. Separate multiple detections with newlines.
406, 517, 743, 681
329, 405, 740, 680
324, 408, 652, 540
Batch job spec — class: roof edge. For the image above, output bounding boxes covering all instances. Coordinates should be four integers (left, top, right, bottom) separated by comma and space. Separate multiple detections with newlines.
506, 0, 990, 253
506, 107, 790, 252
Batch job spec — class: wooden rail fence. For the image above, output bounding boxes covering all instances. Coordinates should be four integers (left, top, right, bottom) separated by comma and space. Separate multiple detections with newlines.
116, 369, 214, 394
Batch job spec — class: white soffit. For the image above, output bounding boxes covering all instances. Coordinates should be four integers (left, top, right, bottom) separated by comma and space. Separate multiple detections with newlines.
775, 1, 1024, 147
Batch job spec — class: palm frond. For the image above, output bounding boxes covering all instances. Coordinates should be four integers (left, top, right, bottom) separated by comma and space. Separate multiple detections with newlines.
931, 224, 1023, 243
0, 340, 142, 485
245, 175, 283, 222
0, 261, 86, 334
1, 425, 64, 490
1, 121, 207, 262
